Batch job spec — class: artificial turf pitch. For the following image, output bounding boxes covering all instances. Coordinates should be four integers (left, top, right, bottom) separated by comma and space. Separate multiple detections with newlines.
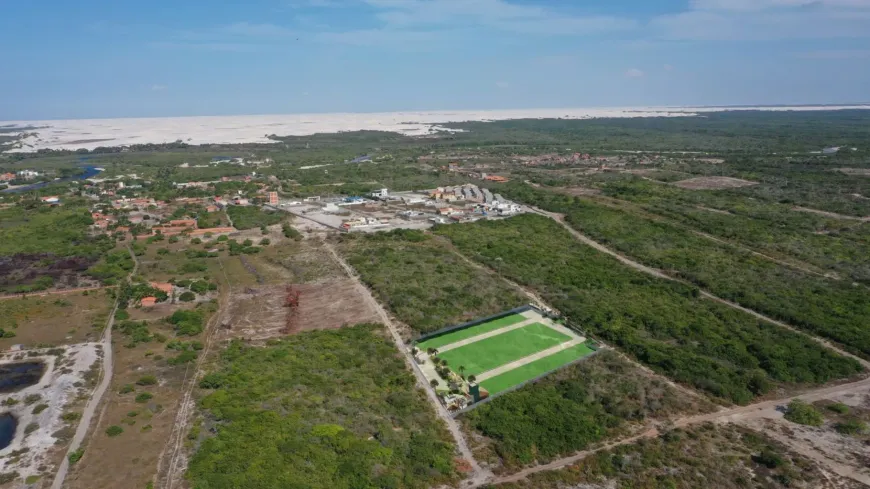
416, 314, 527, 351
479, 342, 595, 395
436, 322, 571, 377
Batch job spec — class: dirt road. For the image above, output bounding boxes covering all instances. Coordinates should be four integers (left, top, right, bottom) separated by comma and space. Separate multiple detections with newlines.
487, 372, 870, 487
155, 257, 231, 489
0, 285, 111, 301
529, 207, 870, 369
477, 208, 870, 487
50, 246, 138, 489
324, 243, 493, 487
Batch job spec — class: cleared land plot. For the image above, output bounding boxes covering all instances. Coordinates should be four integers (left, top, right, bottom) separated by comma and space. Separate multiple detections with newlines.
0, 292, 112, 348
416, 314, 526, 351
672, 176, 758, 190
293, 280, 380, 333
220, 243, 378, 341
438, 323, 570, 377
479, 343, 595, 395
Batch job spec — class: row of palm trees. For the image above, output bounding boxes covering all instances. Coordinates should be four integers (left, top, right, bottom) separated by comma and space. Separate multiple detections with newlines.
418, 347, 477, 388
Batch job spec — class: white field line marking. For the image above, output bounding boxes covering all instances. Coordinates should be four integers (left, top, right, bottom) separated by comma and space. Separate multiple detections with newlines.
475, 338, 585, 382
436, 318, 539, 353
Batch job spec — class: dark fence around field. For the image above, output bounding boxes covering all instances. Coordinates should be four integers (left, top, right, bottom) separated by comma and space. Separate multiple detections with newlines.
413, 304, 538, 345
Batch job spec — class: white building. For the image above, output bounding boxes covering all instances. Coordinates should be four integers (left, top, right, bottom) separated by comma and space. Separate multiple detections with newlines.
371, 188, 389, 200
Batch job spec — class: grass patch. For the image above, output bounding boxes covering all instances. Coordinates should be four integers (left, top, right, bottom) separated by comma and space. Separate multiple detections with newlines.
416, 314, 526, 351
479, 342, 595, 395
437, 323, 570, 377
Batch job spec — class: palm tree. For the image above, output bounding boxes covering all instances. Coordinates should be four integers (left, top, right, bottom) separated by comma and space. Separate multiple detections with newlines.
430, 379, 439, 388
467, 375, 477, 384
459, 366, 466, 378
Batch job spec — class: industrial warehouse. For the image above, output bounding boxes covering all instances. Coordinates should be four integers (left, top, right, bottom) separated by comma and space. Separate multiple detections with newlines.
271, 183, 526, 233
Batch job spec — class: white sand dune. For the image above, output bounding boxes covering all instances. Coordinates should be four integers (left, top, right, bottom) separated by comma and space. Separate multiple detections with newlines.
2, 105, 868, 153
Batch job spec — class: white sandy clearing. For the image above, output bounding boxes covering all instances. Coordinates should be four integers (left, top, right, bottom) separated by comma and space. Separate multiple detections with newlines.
3, 105, 869, 153
0, 343, 101, 482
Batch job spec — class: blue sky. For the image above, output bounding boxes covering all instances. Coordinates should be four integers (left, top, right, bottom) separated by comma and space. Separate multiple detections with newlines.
1, 0, 869, 120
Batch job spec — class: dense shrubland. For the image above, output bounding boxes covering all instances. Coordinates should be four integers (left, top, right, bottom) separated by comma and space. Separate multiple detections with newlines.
437, 214, 863, 405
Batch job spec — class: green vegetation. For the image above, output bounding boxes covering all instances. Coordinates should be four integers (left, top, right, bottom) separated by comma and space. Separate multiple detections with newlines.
437, 323, 570, 377
118, 282, 167, 308
495, 184, 870, 359
87, 249, 136, 285
492, 424, 836, 489
339, 230, 526, 335
31, 404, 48, 415
168, 350, 197, 365
117, 320, 154, 347
106, 425, 124, 437
68, 448, 84, 464
783, 399, 824, 427
135, 392, 153, 403
282, 223, 302, 240
462, 350, 711, 469
136, 375, 158, 386
166, 309, 205, 336
187, 324, 457, 489
828, 402, 850, 414
480, 343, 595, 395
416, 314, 526, 351
0, 206, 109, 257
226, 206, 284, 230
835, 418, 867, 435
437, 214, 863, 404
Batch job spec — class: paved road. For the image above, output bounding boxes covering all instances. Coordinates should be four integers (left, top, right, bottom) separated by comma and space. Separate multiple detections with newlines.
50, 246, 138, 489
324, 243, 493, 487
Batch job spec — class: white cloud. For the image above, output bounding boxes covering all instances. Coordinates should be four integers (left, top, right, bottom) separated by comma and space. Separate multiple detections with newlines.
363, 0, 637, 35
151, 85, 167, 91
651, 5, 870, 40
691, 0, 870, 11
495, 81, 510, 88
625, 68, 645, 78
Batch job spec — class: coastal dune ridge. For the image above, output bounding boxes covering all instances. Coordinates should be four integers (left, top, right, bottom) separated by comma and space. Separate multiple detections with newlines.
2, 105, 868, 153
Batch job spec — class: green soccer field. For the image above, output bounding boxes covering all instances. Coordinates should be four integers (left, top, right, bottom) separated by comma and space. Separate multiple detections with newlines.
436, 322, 571, 376
479, 342, 595, 395
416, 314, 527, 351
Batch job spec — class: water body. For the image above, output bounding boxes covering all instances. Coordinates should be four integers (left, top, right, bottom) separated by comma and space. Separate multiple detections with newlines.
1, 162, 103, 194
0, 362, 45, 393
0, 414, 16, 450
